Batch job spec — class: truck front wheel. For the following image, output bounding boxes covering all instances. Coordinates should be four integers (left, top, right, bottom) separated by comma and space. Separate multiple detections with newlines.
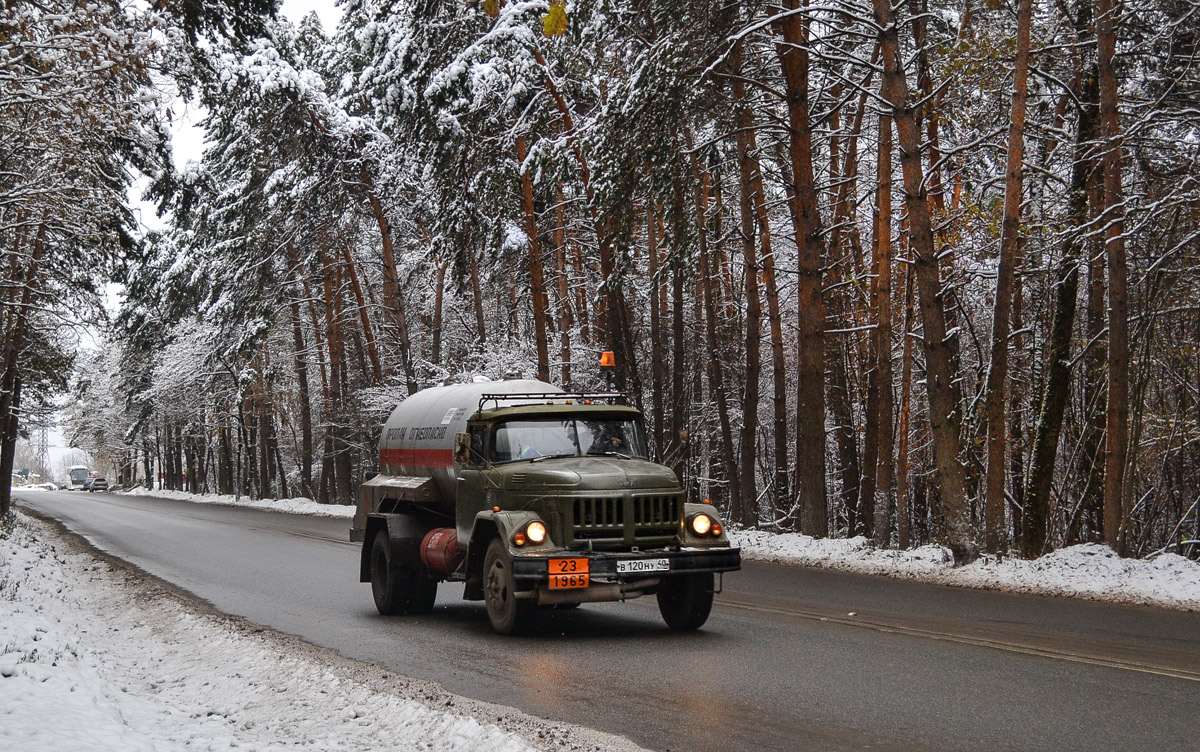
370, 533, 437, 615
656, 573, 714, 630
483, 538, 529, 635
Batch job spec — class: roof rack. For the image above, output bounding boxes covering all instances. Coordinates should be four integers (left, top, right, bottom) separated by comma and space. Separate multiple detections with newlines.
476, 391, 628, 414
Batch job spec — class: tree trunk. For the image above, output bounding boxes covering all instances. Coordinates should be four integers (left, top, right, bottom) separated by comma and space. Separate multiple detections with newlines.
218, 419, 233, 495
0, 377, 22, 515
772, 0, 828, 537
339, 241, 383, 384
828, 329, 861, 535
258, 369, 275, 499
516, 134, 552, 382
0, 224, 43, 517
1081, 160, 1107, 539
431, 258, 447, 367
912, 0, 967, 411
508, 268, 520, 343
320, 244, 348, 504
691, 148, 739, 513
826, 92, 863, 537
647, 197, 665, 456
332, 264, 354, 505
287, 263, 314, 499
1097, 0, 1130, 554
731, 41, 762, 528
755, 174, 789, 514
1007, 267, 1026, 537
873, 0, 975, 561
872, 113, 896, 548
554, 183, 574, 386
469, 241, 488, 347
1023, 72, 1098, 556
668, 157, 691, 484
360, 166, 417, 394
982, 0, 1033, 553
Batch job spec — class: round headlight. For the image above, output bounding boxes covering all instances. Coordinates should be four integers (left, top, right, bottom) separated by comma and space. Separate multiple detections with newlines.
690, 513, 713, 536
526, 521, 547, 544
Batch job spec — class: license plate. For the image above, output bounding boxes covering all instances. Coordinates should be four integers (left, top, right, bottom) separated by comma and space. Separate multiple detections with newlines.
549, 558, 589, 589
616, 558, 670, 574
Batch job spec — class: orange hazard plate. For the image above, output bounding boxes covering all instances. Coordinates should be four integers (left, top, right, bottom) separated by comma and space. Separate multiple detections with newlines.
548, 558, 589, 589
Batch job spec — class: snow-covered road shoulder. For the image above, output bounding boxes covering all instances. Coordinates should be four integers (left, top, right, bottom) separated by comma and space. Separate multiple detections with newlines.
123, 486, 358, 518
730, 529, 1200, 612
0, 512, 644, 752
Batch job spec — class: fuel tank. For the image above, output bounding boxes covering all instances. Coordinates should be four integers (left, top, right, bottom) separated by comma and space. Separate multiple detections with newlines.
378, 378, 563, 504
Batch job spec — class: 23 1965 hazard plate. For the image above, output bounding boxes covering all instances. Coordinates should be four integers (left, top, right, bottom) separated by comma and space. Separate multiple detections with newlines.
616, 558, 670, 574
548, 558, 589, 589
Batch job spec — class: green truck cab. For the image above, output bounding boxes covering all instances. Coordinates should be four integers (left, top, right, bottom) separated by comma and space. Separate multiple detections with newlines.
352, 378, 740, 634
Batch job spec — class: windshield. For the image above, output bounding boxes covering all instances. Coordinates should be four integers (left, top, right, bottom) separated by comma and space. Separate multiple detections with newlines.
490, 417, 647, 463
69, 468, 89, 482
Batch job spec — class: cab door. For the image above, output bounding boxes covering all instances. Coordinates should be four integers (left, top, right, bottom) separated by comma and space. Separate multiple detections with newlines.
455, 423, 493, 542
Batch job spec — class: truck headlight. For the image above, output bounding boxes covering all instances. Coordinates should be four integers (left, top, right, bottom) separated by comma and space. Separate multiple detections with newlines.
690, 513, 714, 536
526, 520, 547, 544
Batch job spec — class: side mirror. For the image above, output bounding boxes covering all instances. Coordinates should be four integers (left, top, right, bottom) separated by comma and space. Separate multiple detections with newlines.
454, 432, 471, 464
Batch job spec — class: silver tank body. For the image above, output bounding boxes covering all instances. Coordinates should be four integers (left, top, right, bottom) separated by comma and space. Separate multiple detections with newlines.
378, 378, 563, 504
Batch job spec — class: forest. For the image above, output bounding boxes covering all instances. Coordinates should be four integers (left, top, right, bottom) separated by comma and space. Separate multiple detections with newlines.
2, 0, 1197, 562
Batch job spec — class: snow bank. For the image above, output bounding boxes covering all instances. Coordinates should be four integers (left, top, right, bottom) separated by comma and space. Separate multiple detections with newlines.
0, 514, 643, 752
124, 486, 357, 518
731, 530, 1200, 611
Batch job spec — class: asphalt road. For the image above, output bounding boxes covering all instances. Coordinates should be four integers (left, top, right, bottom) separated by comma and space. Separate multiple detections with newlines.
15, 489, 1200, 752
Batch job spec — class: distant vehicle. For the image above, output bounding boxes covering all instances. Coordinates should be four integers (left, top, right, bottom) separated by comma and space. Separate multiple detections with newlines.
68, 465, 90, 490
88, 476, 109, 492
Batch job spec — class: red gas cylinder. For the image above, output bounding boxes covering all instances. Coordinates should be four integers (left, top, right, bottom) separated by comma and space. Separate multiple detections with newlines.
420, 528, 462, 577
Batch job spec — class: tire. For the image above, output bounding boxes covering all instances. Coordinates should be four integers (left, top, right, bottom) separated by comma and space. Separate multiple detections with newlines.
656, 573, 714, 630
369, 533, 437, 615
483, 538, 529, 635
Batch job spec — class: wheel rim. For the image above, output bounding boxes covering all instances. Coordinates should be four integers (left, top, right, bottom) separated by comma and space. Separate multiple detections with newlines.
485, 556, 510, 619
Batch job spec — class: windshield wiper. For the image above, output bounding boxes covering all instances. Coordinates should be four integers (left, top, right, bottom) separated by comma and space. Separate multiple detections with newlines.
529, 452, 578, 463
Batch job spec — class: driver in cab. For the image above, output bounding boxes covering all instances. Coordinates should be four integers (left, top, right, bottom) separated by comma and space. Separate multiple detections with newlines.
589, 431, 627, 455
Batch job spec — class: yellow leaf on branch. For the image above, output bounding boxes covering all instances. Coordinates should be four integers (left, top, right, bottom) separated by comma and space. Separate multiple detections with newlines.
542, 1, 568, 37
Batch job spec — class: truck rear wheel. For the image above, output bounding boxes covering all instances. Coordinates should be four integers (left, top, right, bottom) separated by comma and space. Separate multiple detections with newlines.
370, 533, 437, 615
656, 573, 714, 630
483, 538, 529, 635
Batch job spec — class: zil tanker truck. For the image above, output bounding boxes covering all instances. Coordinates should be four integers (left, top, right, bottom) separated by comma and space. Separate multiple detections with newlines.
352, 375, 741, 634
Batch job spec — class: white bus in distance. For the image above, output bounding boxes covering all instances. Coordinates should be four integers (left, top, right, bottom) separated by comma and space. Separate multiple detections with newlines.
68, 465, 90, 490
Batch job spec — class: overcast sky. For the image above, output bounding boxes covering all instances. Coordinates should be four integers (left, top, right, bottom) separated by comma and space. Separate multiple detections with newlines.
280, 0, 342, 33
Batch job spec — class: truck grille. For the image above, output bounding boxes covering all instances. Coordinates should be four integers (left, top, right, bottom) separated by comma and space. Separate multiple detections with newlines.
571, 494, 682, 547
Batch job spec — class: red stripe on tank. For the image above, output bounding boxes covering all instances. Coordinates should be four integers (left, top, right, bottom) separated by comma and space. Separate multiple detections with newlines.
379, 447, 454, 471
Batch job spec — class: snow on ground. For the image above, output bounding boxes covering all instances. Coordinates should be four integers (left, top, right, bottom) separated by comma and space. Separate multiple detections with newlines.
0, 512, 645, 752
730, 529, 1200, 612
124, 486, 1200, 611
124, 486, 358, 518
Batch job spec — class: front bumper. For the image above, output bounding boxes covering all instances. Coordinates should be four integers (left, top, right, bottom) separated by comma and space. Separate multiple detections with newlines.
510, 546, 741, 586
